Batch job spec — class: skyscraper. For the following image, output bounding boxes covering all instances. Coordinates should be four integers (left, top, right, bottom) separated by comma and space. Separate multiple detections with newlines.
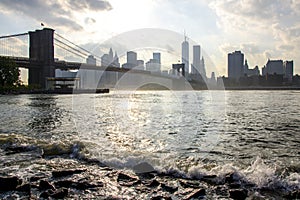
192, 45, 200, 74
122, 51, 138, 69
182, 34, 189, 75
284, 60, 293, 82
228, 51, 244, 80
153, 52, 161, 64
86, 55, 96, 65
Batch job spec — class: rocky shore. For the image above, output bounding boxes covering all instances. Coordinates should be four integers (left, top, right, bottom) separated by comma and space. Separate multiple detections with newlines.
0, 134, 299, 199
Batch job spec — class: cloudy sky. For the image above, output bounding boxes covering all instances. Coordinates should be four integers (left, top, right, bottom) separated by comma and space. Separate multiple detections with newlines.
0, 0, 299, 76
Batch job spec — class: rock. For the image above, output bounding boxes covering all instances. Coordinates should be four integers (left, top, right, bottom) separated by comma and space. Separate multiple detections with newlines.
184, 188, 206, 199
161, 183, 178, 193
52, 169, 86, 178
117, 172, 138, 182
39, 180, 55, 190
179, 180, 201, 188
151, 195, 172, 200
54, 180, 73, 188
228, 183, 241, 189
16, 183, 31, 193
40, 189, 55, 199
73, 181, 104, 190
229, 189, 248, 200
50, 188, 69, 199
284, 190, 300, 199
0, 176, 22, 191
54, 180, 104, 190
201, 175, 219, 185
133, 162, 156, 174
147, 179, 160, 187
30, 175, 46, 182
4, 145, 38, 155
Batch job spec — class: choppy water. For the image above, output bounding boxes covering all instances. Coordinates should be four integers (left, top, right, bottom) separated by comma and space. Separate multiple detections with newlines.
0, 90, 299, 198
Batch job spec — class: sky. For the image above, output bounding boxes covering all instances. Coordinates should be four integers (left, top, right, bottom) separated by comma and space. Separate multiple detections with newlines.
0, 0, 299, 76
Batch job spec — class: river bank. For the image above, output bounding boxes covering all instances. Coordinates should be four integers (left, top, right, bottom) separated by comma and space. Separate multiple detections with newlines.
0, 133, 299, 199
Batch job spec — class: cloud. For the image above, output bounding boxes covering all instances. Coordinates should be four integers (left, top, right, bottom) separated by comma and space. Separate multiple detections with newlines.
84, 17, 97, 25
0, 0, 112, 31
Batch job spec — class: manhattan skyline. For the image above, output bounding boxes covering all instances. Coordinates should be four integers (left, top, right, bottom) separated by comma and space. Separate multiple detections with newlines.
0, 0, 299, 76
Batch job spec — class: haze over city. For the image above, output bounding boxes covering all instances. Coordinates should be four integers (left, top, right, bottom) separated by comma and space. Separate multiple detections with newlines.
0, 0, 299, 76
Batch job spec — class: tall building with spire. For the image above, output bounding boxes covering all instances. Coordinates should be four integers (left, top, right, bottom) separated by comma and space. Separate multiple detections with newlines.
181, 32, 189, 75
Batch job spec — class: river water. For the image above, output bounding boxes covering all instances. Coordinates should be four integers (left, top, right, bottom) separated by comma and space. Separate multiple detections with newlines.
0, 90, 299, 198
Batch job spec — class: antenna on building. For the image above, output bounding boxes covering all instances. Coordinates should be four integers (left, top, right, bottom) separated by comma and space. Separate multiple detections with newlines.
184, 30, 188, 42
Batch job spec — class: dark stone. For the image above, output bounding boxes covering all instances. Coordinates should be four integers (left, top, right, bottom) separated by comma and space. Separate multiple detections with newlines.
16, 183, 31, 193
5, 145, 37, 154
151, 195, 172, 200
161, 183, 178, 193
117, 172, 138, 182
228, 183, 241, 189
54, 180, 104, 190
133, 162, 156, 174
50, 188, 68, 199
284, 190, 300, 199
52, 169, 86, 178
179, 180, 201, 188
147, 179, 160, 187
30, 176, 45, 182
73, 181, 104, 190
54, 180, 73, 188
39, 180, 55, 190
40, 189, 55, 199
229, 189, 248, 200
225, 173, 236, 184
184, 188, 206, 199
201, 175, 219, 185
0, 176, 22, 191
138, 172, 156, 179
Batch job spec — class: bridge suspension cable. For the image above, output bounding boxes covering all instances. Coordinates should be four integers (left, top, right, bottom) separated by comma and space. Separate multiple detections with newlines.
0, 32, 28, 39
54, 38, 89, 59
54, 33, 101, 60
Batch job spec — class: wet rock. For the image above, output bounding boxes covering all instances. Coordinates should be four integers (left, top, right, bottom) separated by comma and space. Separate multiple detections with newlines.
54, 180, 104, 190
161, 183, 178, 193
40, 189, 55, 199
117, 172, 138, 182
229, 189, 248, 200
0, 176, 22, 191
16, 183, 31, 193
147, 179, 161, 187
151, 195, 172, 200
184, 188, 206, 200
73, 181, 104, 190
201, 175, 219, 185
138, 172, 156, 179
228, 183, 241, 189
133, 162, 156, 174
51, 188, 69, 199
30, 175, 46, 182
52, 169, 86, 178
39, 180, 55, 191
54, 180, 74, 188
284, 189, 300, 199
225, 173, 236, 183
179, 180, 201, 188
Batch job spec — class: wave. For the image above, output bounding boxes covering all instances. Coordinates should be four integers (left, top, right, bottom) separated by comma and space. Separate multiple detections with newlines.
1, 133, 299, 197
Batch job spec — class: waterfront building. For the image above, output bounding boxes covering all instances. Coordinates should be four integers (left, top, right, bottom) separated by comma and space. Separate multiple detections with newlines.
86, 55, 96, 65
182, 34, 189, 75
284, 60, 293, 82
228, 51, 244, 80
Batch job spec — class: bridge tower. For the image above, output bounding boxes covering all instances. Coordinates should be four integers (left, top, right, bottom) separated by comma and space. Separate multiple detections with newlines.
28, 28, 55, 88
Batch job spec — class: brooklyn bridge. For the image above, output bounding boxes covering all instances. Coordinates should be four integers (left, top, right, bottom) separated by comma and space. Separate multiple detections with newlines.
0, 28, 189, 90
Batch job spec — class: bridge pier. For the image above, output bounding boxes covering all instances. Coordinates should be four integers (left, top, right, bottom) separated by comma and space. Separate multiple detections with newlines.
28, 28, 55, 89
